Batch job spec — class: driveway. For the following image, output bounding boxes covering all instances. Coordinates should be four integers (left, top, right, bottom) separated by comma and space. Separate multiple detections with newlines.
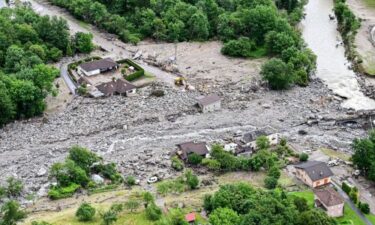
60, 63, 76, 95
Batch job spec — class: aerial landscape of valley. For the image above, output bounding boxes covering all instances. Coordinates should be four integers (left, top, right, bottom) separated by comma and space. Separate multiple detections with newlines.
1, 0, 375, 224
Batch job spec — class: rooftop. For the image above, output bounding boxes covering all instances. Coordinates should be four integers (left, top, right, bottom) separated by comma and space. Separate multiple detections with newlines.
79, 58, 118, 72
185, 213, 196, 222
295, 161, 333, 181
176, 141, 209, 160
96, 79, 136, 96
314, 187, 344, 207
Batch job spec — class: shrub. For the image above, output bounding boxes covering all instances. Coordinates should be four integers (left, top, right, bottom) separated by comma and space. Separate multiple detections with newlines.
293, 196, 309, 212
92, 163, 123, 183
210, 144, 240, 171
125, 176, 136, 186
264, 176, 278, 189
349, 189, 358, 204
221, 37, 256, 58
268, 166, 281, 179
76, 203, 96, 221
142, 191, 155, 207
185, 170, 199, 190
256, 136, 270, 150
145, 203, 162, 221
101, 210, 117, 225
202, 159, 221, 171
171, 156, 184, 171
261, 58, 294, 90
48, 183, 80, 200
358, 202, 370, 214
342, 182, 352, 195
77, 85, 87, 96
187, 153, 203, 165
299, 153, 309, 162
68, 145, 100, 173
110, 203, 124, 213
124, 200, 140, 212
0, 200, 27, 225
6, 177, 23, 197
150, 90, 165, 97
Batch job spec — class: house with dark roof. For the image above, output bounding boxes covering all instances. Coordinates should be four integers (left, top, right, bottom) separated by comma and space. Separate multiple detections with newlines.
294, 161, 333, 188
96, 79, 136, 97
314, 187, 344, 217
78, 58, 118, 76
176, 141, 209, 161
197, 94, 221, 113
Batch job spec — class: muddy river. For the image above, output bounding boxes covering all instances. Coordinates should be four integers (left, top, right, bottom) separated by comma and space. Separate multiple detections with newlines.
302, 0, 375, 110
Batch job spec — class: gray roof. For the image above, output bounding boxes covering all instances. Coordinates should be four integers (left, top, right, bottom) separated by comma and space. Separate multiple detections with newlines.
314, 187, 344, 207
79, 58, 118, 72
96, 79, 136, 96
295, 161, 333, 181
176, 141, 209, 160
197, 94, 221, 106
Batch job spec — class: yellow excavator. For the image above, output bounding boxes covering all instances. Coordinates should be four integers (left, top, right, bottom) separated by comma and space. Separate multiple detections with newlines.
174, 75, 186, 86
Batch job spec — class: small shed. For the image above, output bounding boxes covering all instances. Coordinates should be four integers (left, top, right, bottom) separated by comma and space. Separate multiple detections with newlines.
185, 212, 196, 224
197, 94, 221, 113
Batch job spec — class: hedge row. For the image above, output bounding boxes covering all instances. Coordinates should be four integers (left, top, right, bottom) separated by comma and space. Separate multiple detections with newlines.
117, 59, 145, 81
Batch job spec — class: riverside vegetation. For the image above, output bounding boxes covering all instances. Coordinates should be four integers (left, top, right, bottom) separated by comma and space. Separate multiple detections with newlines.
0, 6, 94, 126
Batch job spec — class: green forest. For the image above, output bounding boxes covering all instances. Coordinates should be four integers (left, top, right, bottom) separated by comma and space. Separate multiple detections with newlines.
0, 7, 94, 126
49, 0, 316, 89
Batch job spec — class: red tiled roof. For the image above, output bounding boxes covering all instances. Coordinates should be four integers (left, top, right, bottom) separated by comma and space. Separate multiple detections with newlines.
185, 213, 196, 222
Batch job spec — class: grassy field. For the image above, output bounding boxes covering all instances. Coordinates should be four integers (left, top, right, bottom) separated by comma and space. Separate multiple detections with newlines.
336, 203, 367, 225
320, 148, 351, 161
365, 214, 375, 224
363, 0, 375, 7
288, 190, 315, 207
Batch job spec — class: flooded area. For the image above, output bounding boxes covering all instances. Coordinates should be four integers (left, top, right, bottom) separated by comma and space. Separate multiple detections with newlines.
302, 0, 375, 110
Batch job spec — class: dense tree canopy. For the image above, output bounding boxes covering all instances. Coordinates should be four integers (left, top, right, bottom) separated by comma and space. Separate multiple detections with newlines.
352, 130, 375, 181
204, 183, 337, 225
0, 7, 94, 126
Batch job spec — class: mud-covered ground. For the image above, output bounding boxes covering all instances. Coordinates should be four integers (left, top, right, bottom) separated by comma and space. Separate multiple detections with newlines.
0, 0, 371, 204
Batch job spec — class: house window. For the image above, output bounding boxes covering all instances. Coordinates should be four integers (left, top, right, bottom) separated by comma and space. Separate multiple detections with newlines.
316, 181, 320, 186
324, 178, 329, 184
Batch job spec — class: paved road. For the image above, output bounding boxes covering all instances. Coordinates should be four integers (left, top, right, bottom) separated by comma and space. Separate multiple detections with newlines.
60, 63, 76, 95
333, 182, 373, 225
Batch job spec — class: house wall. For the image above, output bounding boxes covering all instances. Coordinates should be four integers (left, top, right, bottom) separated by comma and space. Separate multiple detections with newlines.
78, 66, 100, 76
201, 101, 221, 113
312, 177, 331, 188
296, 168, 314, 187
295, 169, 331, 187
326, 203, 344, 217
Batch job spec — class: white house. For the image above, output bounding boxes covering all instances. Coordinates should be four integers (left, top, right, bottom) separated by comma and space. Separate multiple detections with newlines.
78, 58, 118, 76
197, 94, 221, 113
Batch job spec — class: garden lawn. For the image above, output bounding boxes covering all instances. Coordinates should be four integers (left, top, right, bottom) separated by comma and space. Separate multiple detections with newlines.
365, 214, 375, 224
288, 190, 315, 208
336, 203, 367, 225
